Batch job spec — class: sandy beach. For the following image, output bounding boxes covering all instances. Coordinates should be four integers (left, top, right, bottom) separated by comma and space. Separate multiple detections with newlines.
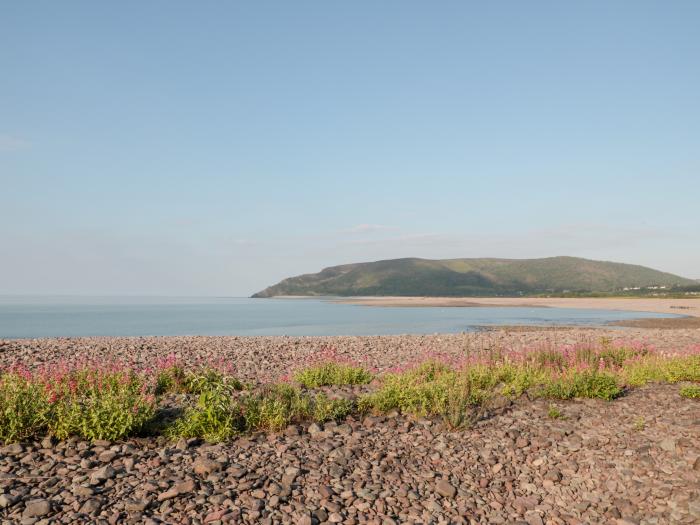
336, 296, 700, 315
335, 297, 700, 329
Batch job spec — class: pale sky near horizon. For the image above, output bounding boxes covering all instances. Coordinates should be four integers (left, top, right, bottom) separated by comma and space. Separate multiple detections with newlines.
1, 2, 699, 296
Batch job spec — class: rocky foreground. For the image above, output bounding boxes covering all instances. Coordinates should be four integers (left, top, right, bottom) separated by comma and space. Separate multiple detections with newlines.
1, 329, 699, 524
0, 384, 697, 525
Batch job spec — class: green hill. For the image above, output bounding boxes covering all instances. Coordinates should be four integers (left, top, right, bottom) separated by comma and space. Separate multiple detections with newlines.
252, 256, 696, 297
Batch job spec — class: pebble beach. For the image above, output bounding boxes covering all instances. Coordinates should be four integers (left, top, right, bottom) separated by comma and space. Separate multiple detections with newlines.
1, 327, 699, 524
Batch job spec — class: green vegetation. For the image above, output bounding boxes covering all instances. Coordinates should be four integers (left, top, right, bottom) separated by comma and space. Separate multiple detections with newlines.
547, 405, 564, 419
539, 370, 621, 400
0, 366, 156, 443
679, 385, 700, 399
252, 256, 696, 297
0, 371, 51, 443
2, 342, 699, 443
621, 354, 700, 386
294, 361, 373, 388
168, 383, 355, 440
156, 365, 244, 395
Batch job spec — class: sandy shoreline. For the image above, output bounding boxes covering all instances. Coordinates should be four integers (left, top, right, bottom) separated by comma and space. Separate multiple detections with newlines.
334, 296, 700, 316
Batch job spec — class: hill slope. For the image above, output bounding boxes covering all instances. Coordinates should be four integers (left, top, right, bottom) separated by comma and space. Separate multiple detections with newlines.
252, 256, 696, 297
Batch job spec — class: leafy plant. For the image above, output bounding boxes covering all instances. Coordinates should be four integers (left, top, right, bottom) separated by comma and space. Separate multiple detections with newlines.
0, 369, 50, 443
46, 368, 156, 441
679, 384, 700, 399
311, 394, 354, 423
547, 405, 563, 419
294, 362, 372, 388
539, 370, 621, 400
243, 383, 311, 431
167, 389, 244, 441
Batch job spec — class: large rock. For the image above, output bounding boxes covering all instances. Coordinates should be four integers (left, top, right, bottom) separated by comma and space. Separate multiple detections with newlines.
90, 465, 116, 484
436, 479, 457, 498
24, 499, 51, 517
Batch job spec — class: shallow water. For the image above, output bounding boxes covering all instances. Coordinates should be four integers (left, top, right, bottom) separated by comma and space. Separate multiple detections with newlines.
0, 296, 679, 339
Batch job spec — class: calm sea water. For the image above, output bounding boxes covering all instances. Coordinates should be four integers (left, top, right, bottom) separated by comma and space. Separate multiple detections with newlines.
0, 296, 678, 339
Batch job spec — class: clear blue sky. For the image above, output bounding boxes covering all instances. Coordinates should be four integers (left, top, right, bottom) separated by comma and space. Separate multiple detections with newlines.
2, 2, 699, 295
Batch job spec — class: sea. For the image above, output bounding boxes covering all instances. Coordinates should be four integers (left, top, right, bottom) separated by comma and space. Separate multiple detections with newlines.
0, 296, 679, 339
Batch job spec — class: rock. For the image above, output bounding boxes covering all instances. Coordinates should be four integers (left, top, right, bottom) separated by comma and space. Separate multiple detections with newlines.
436, 479, 457, 498
282, 466, 301, 486
175, 479, 196, 494
79, 499, 103, 514
659, 438, 676, 452
0, 493, 18, 508
125, 499, 150, 512
544, 469, 562, 482
89, 465, 116, 484
98, 450, 117, 462
525, 513, 544, 525
2, 443, 23, 455
24, 499, 51, 518
319, 485, 335, 498
308, 423, 322, 434
689, 500, 700, 518
73, 486, 95, 497
157, 487, 179, 501
193, 458, 220, 477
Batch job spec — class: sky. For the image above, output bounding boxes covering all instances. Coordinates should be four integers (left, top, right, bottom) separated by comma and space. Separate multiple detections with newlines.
1, 1, 699, 296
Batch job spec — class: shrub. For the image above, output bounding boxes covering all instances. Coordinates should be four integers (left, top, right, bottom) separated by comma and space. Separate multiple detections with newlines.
182, 368, 244, 395
167, 388, 244, 441
680, 385, 700, 399
156, 365, 243, 395
155, 364, 187, 395
243, 384, 311, 431
358, 361, 490, 421
46, 367, 156, 441
0, 369, 50, 443
539, 369, 621, 400
622, 355, 700, 387
311, 394, 354, 423
294, 362, 372, 388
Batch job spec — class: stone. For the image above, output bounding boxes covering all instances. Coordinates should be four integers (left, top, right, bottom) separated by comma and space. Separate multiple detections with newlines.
0, 494, 18, 508
98, 450, 117, 462
89, 465, 116, 484
79, 499, 103, 514
125, 499, 150, 512
544, 469, 562, 482
157, 487, 179, 501
436, 479, 457, 498
659, 439, 676, 452
2, 443, 23, 455
193, 458, 220, 477
24, 499, 51, 518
